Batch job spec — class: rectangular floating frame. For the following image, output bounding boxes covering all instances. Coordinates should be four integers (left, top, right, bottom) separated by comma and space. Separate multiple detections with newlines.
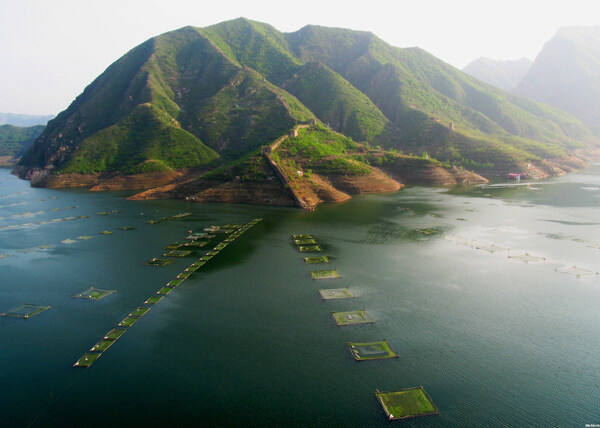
292, 234, 314, 239
1, 304, 50, 319
347, 340, 399, 361
104, 328, 126, 341
311, 270, 341, 280
374, 387, 440, 420
332, 310, 374, 326
145, 258, 175, 267
304, 256, 330, 264
145, 295, 163, 304
298, 245, 322, 252
90, 340, 114, 352
129, 307, 149, 318
163, 250, 192, 257
73, 353, 101, 368
74, 287, 116, 300
319, 288, 354, 300
118, 317, 138, 327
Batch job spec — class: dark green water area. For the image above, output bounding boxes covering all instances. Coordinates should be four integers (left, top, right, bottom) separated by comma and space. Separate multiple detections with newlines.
1, 166, 600, 426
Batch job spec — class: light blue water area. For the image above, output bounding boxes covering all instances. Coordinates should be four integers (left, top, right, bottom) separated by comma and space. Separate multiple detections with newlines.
1, 166, 600, 427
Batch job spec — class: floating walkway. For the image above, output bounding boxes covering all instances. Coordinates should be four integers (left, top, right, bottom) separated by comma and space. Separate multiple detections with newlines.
73, 218, 262, 368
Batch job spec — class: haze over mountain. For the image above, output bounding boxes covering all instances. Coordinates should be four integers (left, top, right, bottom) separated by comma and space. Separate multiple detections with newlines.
515, 25, 600, 130
463, 57, 532, 91
14, 18, 598, 207
0, 112, 54, 127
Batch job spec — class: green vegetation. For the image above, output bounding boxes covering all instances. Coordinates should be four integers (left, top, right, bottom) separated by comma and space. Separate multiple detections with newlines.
0, 124, 44, 161
157, 287, 174, 295
347, 340, 399, 361
319, 288, 354, 300
282, 61, 388, 142
61, 104, 218, 174
16, 18, 597, 189
332, 310, 374, 326
310, 270, 341, 280
279, 124, 371, 176
375, 387, 440, 420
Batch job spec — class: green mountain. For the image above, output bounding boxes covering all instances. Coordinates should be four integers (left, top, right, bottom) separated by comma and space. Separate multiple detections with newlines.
0, 124, 45, 166
463, 57, 532, 91
515, 25, 600, 130
15, 18, 598, 205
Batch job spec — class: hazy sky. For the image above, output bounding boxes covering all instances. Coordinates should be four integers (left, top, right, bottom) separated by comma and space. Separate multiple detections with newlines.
1, 0, 598, 115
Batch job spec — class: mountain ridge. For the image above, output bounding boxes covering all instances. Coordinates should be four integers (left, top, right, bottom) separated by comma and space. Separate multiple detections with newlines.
14, 18, 599, 208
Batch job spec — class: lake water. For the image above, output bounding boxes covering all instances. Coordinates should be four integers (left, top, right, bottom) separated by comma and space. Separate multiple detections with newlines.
1, 166, 600, 427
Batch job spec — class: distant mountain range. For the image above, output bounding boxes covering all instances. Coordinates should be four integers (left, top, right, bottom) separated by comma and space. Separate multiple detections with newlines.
515, 25, 600, 130
0, 112, 53, 127
463, 57, 532, 91
13, 19, 598, 208
464, 25, 600, 131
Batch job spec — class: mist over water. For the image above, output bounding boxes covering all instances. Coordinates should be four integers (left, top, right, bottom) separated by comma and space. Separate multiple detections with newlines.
1, 166, 600, 427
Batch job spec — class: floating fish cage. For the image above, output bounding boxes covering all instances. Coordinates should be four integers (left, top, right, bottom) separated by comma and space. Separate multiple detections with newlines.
347, 340, 399, 361
319, 288, 354, 300
163, 249, 192, 257
298, 245, 322, 252
1, 304, 50, 319
311, 270, 340, 280
304, 255, 330, 264
374, 386, 440, 421
74, 287, 116, 300
145, 258, 174, 267
332, 310, 374, 326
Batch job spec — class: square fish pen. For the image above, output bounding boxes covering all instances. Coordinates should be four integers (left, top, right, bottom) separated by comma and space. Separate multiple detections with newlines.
74, 287, 116, 300
311, 270, 341, 280
347, 340, 399, 361
145, 258, 174, 267
332, 310, 374, 326
294, 238, 317, 245
508, 253, 545, 263
319, 288, 354, 300
304, 255, 330, 264
145, 295, 163, 304
298, 245, 323, 252
555, 265, 597, 278
163, 249, 192, 257
292, 234, 314, 239
374, 387, 440, 421
1, 304, 50, 319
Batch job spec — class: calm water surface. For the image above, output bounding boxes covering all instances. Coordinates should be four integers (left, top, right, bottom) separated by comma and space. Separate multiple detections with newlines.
1, 167, 600, 427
